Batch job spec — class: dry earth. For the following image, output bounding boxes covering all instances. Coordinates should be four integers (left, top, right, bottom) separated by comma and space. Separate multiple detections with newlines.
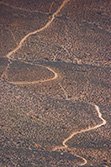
0, 0, 111, 167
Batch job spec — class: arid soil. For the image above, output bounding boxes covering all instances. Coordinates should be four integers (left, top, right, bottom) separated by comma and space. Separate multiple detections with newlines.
0, 0, 111, 167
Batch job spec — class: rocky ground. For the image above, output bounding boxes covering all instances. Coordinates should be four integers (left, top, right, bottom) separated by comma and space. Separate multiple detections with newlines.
0, 0, 111, 166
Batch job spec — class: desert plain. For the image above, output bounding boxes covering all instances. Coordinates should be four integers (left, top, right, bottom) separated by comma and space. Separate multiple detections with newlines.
0, 0, 111, 166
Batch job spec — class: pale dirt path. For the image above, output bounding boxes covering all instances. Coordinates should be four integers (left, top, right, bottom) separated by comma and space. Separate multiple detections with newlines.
7, 66, 58, 85
52, 84, 107, 166
3, 0, 70, 60
0, 0, 107, 166
62, 104, 106, 148
1, 0, 70, 81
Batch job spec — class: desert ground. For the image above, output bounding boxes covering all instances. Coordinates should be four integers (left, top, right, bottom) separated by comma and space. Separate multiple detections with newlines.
0, 0, 111, 166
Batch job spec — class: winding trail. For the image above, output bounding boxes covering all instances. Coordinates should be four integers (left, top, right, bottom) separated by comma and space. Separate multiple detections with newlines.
0, 0, 107, 166
62, 104, 106, 148
1, 0, 70, 81
52, 84, 107, 166
2, 0, 70, 60
7, 66, 58, 85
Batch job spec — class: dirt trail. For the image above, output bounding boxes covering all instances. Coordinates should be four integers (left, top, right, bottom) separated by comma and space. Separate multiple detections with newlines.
62, 104, 106, 148
2, 0, 70, 60
52, 84, 106, 166
7, 66, 58, 85
0, 0, 107, 166
1, 0, 69, 82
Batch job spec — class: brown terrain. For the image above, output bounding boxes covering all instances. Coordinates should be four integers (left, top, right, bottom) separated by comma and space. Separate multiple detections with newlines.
0, 0, 111, 167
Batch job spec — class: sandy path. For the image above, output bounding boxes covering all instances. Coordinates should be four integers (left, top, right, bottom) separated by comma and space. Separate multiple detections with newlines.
2, 0, 70, 60
52, 84, 106, 166
62, 104, 106, 148
0, 0, 107, 166
1, 0, 69, 82
7, 66, 58, 85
